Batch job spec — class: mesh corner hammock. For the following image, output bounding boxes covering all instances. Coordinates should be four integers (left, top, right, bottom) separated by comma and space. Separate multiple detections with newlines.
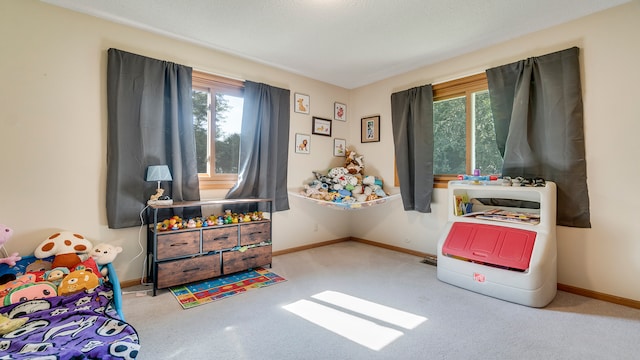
288, 192, 401, 210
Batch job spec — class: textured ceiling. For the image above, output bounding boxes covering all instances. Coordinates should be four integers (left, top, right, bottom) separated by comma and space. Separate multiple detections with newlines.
42, 0, 630, 89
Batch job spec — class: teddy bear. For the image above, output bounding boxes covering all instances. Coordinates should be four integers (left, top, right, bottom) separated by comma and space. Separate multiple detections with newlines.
0, 224, 21, 267
57, 266, 100, 296
90, 243, 123, 277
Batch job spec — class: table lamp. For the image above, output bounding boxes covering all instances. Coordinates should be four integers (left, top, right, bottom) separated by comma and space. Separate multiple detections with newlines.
146, 165, 173, 205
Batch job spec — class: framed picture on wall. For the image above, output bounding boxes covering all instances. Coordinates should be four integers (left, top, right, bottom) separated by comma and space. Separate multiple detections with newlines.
361, 115, 380, 143
295, 133, 310, 154
334, 138, 346, 157
312, 116, 332, 136
334, 102, 346, 121
294, 93, 310, 114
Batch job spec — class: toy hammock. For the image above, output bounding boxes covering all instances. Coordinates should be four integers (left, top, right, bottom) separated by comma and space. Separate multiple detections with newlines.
289, 192, 401, 210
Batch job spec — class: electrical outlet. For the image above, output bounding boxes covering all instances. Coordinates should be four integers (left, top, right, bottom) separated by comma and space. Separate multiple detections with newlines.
313, 223, 318, 232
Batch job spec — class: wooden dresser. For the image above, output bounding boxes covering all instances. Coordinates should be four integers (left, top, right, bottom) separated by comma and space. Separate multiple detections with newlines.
146, 198, 272, 295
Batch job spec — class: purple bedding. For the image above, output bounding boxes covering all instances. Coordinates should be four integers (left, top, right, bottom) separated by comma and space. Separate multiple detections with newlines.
0, 284, 139, 359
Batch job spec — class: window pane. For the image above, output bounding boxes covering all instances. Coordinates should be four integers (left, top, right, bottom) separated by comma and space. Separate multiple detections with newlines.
433, 96, 466, 174
473, 91, 502, 175
192, 88, 210, 174
214, 93, 242, 174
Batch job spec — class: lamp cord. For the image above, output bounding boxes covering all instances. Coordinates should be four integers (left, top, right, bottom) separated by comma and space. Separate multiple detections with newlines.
130, 205, 153, 286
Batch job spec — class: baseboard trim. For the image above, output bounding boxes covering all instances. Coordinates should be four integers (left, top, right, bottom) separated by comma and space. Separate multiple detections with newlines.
120, 279, 145, 289
556, 283, 640, 309
350, 237, 431, 258
272, 238, 350, 257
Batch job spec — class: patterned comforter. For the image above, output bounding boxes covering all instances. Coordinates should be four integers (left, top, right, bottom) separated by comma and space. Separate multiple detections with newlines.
0, 284, 139, 359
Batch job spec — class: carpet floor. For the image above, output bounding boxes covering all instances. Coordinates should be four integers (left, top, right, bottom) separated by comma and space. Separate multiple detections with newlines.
122, 241, 640, 360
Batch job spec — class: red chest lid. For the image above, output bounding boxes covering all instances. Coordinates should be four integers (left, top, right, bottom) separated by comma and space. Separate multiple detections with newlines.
442, 222, 537, 270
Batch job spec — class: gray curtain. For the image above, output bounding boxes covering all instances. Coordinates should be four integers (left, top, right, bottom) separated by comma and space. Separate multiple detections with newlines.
391, 85, 434, 213
486, 47, 591, 228
226, 81, 290, 211
107, 48, 200, 229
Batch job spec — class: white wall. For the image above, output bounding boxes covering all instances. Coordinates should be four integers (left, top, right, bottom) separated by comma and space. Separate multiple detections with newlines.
1, 0, 639, 302
348, 2, 640, 301
0, 0, 350, 285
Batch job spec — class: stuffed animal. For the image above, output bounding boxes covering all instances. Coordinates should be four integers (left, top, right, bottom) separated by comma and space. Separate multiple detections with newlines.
344, 149, 364, 174
0, 314, 27, 335
0, 224, 21, 267
34, 231, 93, 269
301, 181, 326, 200
25, 259, 53, 273
0, 274, 37, 304
43, 267, 70, 287
90, 243, 123, 276
149, 188, 164, 201
57, 266, 100, 296
3, 282, 58, 306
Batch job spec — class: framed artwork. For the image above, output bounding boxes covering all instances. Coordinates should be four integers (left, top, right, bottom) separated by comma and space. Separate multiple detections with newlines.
295, 133, 310, 154
334, 138, 346, 157
312, 116, 332, 137
361, 115, 380, 143
334, 102, 347, 121
294, 93, 310, 114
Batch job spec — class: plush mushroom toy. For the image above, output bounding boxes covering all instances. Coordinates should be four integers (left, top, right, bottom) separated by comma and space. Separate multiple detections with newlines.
34, 231, 93, 269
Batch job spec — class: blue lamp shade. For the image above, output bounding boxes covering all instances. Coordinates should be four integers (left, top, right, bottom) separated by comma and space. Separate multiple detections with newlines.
146, 165, 173, 189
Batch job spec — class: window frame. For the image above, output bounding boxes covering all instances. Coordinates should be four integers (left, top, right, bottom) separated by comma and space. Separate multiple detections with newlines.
192, 70, 244, 190
393, 73, 490, 189
432, 73, 488, 188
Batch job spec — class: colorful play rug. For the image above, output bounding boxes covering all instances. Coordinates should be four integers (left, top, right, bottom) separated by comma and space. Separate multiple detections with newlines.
170, 267, 287, 309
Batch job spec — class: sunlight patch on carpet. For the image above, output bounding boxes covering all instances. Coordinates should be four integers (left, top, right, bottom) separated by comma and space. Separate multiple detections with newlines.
283, 299, 402, 351
283, 291, 427, 351
312, 290, 427, 329
170, 267, 286, 309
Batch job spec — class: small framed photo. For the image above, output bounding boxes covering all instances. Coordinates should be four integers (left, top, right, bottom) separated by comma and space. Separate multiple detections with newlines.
295, 133, 310, 154
312, 116, 332, 137
334, 138, 346, 157
294, 93, 310, 114
334, 102, 347, 121
361, 115, 380, 143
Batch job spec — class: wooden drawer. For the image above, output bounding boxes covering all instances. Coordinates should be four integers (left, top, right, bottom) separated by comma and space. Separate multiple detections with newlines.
222, 245, 272, 274
156, 254, 221, 289
202, 226, 238, 252
239, 222, 271, 246
156, 231, 200, 260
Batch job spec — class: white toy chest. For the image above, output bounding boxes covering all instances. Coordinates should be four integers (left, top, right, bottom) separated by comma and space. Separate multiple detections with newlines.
436, 180, 557, 307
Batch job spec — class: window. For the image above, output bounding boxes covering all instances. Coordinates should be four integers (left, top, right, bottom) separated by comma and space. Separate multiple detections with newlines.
432, 73, 502, 188
192, 71, 244, 189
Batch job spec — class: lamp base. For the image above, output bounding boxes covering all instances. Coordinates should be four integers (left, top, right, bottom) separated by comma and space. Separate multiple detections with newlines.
147, 199, 173, 206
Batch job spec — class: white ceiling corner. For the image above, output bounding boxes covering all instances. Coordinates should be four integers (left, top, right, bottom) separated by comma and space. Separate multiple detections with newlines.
41, 0, 630, 89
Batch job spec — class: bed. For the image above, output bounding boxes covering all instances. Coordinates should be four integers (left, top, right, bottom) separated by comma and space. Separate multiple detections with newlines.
0, 255, 140, 359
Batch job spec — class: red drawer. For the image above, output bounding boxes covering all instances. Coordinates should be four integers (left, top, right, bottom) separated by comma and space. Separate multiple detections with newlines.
442, 222, 537, 270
